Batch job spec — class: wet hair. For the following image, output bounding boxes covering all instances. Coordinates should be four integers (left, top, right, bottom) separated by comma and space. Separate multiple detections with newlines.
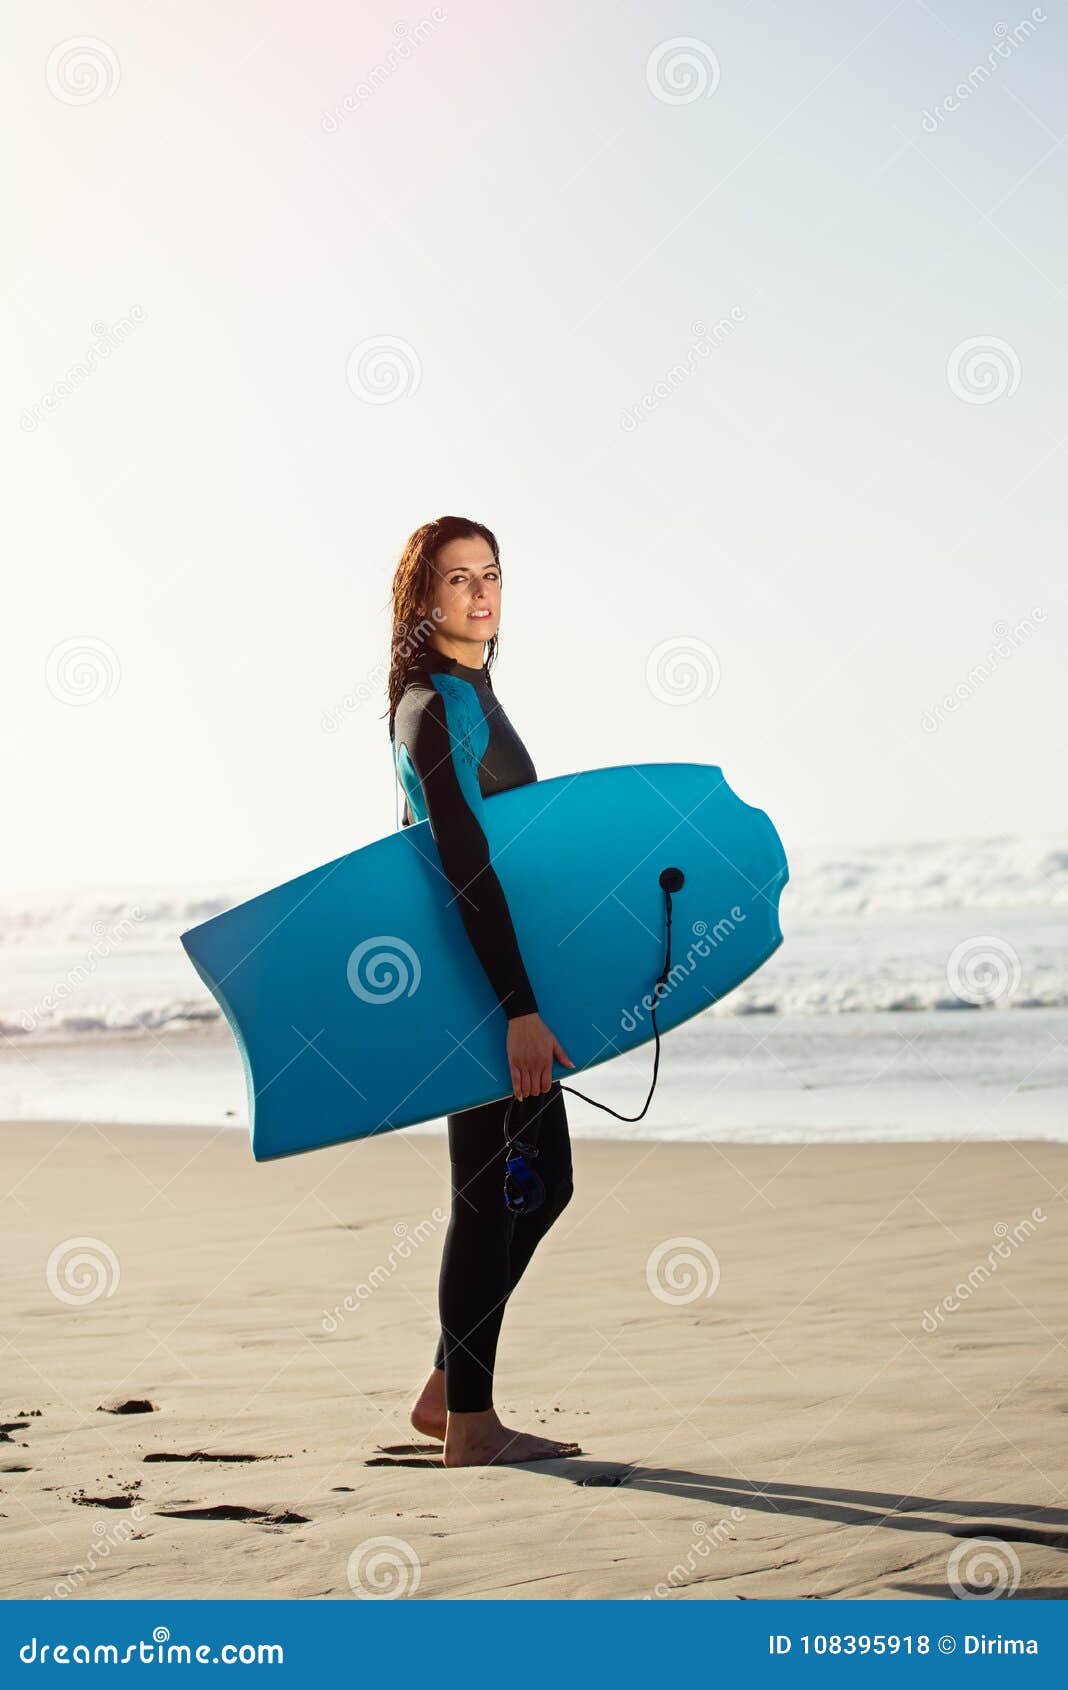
385, 514, 501, 737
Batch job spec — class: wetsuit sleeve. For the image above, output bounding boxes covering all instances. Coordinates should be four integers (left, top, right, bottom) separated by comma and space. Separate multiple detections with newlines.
404, 690, 539, 1022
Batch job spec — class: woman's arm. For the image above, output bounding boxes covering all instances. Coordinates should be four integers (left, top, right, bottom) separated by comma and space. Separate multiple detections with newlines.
401, 688, 539, 1022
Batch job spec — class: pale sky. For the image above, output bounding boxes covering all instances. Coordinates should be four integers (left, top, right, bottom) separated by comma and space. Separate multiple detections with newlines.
4, 0, 1065, 895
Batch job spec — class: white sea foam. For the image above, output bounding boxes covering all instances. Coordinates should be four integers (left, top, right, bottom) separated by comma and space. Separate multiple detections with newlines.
0, 836, 1064, 1042
784, 834, 1066, 916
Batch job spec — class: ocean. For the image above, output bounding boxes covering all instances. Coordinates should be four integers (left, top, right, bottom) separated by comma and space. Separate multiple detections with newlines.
1, 835, 1064, 1145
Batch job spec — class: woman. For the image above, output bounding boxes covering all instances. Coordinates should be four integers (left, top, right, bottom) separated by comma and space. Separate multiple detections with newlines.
387, 515, 582, 1467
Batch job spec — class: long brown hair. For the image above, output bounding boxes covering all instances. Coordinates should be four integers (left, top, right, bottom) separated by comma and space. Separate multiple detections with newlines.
385, 515, 501, 737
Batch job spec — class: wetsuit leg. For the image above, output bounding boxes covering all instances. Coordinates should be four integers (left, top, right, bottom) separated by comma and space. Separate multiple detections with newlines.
499, 1084, 574, 1285
434, 1082, 573, 1412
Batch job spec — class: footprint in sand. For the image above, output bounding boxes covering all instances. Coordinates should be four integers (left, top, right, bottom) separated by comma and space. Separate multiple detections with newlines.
70, 1489, 141, 1509
155, 1504, 308, 1526
365, 1442, 443, 1468
143, 1452, 290, 1464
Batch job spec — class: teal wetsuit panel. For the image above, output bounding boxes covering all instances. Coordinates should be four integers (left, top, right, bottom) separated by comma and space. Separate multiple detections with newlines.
390, 651, 539, 1020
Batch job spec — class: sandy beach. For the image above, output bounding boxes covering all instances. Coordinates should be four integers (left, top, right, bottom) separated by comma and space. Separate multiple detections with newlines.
2, 1119, 1066, 1601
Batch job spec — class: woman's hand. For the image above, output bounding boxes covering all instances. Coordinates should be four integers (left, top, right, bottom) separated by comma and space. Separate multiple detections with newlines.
507, 1013, 575, 1100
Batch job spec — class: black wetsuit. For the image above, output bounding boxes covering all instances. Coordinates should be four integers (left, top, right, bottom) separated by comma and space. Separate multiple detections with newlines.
392, 648, 573, 1413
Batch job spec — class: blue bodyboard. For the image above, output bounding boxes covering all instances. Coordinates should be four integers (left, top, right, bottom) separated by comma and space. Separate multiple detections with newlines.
180, 763, 788, 1160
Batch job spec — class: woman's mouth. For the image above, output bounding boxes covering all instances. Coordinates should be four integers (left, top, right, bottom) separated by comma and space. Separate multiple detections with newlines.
468, 609, 492, 620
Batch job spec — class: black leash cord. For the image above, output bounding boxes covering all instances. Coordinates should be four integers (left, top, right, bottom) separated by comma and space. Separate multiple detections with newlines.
503, 866, 683, 1180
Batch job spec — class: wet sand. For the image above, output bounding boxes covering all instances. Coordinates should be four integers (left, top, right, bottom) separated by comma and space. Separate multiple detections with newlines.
2, 1121, 1066, 1600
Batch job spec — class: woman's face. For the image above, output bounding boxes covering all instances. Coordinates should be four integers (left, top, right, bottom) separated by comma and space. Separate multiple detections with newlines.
423, 535, 501, 649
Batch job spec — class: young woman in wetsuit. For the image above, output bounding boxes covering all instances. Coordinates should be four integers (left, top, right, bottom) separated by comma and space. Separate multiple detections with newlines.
387, 514, 582, 1468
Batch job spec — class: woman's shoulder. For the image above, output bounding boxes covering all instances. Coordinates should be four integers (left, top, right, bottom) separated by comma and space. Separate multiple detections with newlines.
393, 665, 446, 735
397, 658, 448, 700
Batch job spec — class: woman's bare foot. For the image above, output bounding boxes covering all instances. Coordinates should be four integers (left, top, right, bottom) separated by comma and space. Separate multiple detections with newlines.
443, 1407, 582, 1467
410, 1367, 447, 1441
